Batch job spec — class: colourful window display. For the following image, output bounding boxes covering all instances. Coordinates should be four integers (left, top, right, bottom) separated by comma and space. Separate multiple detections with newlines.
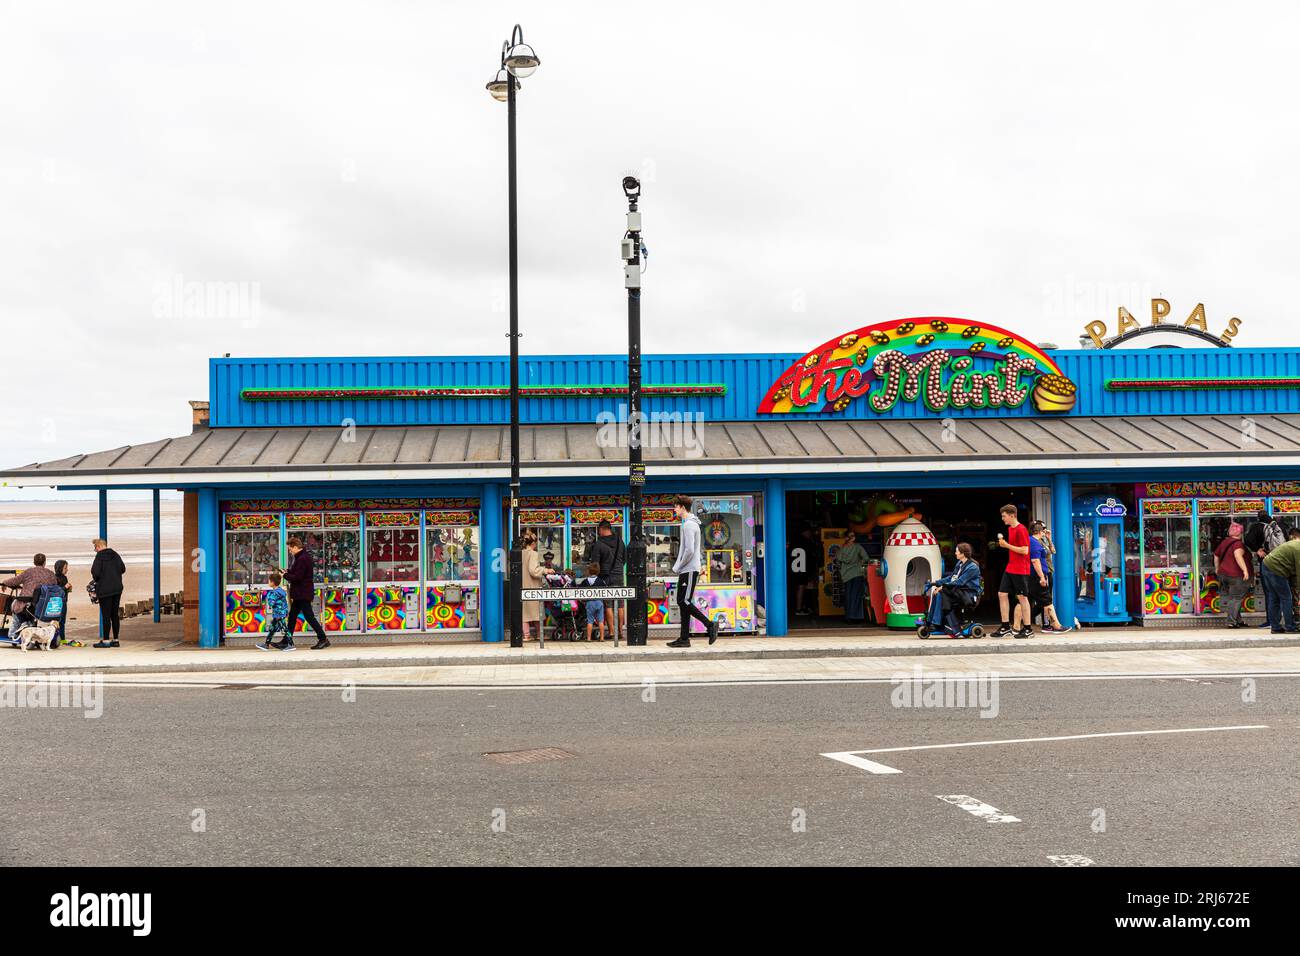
222, 512, 283, 633
424, 513, 481, 629
1134, 491, 1300, 621
222, 502, 482, 636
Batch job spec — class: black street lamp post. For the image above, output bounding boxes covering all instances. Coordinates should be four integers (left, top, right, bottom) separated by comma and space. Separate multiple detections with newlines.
486, 25, 540, 649
622, 177, 648, 646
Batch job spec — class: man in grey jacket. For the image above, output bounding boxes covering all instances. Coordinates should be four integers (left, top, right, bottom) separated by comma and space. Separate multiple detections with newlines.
668, 494, 719, 647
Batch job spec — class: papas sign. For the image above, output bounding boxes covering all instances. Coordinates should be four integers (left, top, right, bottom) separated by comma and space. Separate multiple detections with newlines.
757, 318, 1077, 415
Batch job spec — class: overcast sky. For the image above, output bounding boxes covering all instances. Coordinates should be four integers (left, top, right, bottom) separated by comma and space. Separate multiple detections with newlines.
2, 1, 1298, 499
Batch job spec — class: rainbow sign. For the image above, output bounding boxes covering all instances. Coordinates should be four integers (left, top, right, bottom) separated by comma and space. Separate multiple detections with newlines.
757, 318, 1077, 416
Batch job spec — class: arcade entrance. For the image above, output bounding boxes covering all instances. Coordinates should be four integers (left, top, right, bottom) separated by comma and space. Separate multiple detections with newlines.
785, 487, 1043, 629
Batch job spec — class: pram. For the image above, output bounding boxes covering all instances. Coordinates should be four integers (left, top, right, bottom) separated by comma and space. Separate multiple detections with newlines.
543, 571, 583, 642
0, 583, 66, 651
916, 582, 984, 640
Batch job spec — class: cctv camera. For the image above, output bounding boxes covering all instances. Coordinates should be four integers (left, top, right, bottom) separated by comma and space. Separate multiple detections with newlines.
622, 176, 640, 197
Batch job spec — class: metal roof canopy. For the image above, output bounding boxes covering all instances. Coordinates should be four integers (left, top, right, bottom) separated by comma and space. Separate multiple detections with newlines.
3, 414, 1299, 488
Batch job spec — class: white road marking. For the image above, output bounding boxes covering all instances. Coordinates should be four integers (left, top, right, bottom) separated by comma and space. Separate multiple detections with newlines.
850, 724, 1269, 756
38, 673, 1300, 692
1047, 854, 1094, 866
820, 752, 903, 774
937, 795, 1020, 823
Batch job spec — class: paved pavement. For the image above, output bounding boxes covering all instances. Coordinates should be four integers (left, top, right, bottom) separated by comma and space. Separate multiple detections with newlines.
2, 672, 1295, 866
7, 620, 1298, 676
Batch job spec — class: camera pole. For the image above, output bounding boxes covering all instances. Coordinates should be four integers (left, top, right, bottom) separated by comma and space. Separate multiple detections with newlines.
622, 177, 648, 647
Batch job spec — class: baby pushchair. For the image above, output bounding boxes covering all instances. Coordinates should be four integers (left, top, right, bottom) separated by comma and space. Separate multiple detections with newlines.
916, 583, 984, 640
1, 584, 66, 651
549, 597, 583, 642
542, 571, 583, 641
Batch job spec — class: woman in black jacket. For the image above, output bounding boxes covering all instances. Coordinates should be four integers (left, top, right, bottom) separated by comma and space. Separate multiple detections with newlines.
91, 538, 126, 648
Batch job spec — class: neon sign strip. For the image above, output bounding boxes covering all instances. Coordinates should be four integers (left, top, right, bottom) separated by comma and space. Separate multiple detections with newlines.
241, 384, 726, 401
1107, 378, 1300, 391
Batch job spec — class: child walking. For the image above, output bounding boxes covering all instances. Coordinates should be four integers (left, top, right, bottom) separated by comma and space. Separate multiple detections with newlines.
256, 572, 293, 651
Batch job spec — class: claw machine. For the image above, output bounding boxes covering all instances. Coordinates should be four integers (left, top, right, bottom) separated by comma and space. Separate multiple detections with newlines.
1196, 497, 1265, 617
223, 512, 283, 635
520, 507, 566, 630
641, 506, 679, 630
424, 508, 481, 631
569, 508, 624, 574
1137, 498, 1194, 619
286, 512, 362, 634
364, 511, 422, 632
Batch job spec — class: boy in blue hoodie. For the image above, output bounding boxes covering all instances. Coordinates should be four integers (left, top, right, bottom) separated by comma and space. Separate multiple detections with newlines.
667, 494, 719, 648
255, 572, 292, 652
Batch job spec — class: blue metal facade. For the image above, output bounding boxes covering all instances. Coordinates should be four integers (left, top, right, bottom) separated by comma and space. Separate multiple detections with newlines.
210, 346, 1300, 428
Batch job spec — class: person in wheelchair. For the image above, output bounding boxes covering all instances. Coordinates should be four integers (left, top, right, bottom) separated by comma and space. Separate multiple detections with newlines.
924, 542, 983, 635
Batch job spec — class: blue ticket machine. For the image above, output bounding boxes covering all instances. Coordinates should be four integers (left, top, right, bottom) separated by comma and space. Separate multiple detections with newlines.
1072, 494, 1130, 624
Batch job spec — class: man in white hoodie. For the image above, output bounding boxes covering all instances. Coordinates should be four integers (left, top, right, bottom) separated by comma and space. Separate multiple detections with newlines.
668, 494, 719, 647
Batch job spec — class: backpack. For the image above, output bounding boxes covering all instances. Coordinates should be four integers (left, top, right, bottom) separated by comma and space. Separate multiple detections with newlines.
31, 584, 66, 622
1264, 521, 1286, 555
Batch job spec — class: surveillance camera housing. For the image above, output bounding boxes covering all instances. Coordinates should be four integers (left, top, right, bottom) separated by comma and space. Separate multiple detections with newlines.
622, 176, 641, 196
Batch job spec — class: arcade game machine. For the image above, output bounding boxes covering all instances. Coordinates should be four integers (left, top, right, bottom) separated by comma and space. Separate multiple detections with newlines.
1138, 497, 1194, 620
287, 511, 362, 635
569, 508, 624, 574
641, 505, 679, 630
364, 511, 422, 632
1072, 494, 1130, 624
673, 496, 758, 634
425, 508, 481, 631
1195, 496, 1265, 618
818, 528, 848, 618
223, 512, 283, 636
519, 507, 566, 631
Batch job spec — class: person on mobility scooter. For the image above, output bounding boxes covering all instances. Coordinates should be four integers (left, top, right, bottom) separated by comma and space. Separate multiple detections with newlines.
917, 542, 984, 639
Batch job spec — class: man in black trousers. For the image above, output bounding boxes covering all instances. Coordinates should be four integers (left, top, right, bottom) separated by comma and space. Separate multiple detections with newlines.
277, 536, 329, 650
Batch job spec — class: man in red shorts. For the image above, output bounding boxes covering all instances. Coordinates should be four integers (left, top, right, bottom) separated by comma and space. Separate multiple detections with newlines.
993, 503, 1033, 639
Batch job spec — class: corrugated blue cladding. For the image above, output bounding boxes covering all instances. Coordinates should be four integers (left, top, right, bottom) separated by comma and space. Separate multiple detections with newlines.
209, 348, 1300, 428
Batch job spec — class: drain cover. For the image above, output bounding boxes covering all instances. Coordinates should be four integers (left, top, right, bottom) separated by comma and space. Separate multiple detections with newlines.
482, 747, 575, 765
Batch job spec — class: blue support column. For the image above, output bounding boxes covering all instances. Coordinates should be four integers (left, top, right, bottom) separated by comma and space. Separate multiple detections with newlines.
1051, 472, 1076, 629
152, 489, 162, 624
764, 477, 788, 636
480, 482, 504, 643
197, 488, 219, 648
98, 489, 108, 639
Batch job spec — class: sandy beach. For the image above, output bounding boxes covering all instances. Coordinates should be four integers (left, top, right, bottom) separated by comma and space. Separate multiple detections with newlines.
0, 498, 184, 626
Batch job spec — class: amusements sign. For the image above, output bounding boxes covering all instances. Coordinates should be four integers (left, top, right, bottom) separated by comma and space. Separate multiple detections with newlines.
757, 319, 1077, 416
1140, 481, 1300, 499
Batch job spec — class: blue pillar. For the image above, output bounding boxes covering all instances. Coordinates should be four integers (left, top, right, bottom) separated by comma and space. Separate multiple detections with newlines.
1051, 472, 1075, 628
98, 489, 108, 639
197, 488, 219, 648
764, 477, 788, 636
480, 482, 504, 643
152, 489, 162, 623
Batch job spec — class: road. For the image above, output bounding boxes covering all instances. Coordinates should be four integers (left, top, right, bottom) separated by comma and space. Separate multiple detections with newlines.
3, 663, 1297, 866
